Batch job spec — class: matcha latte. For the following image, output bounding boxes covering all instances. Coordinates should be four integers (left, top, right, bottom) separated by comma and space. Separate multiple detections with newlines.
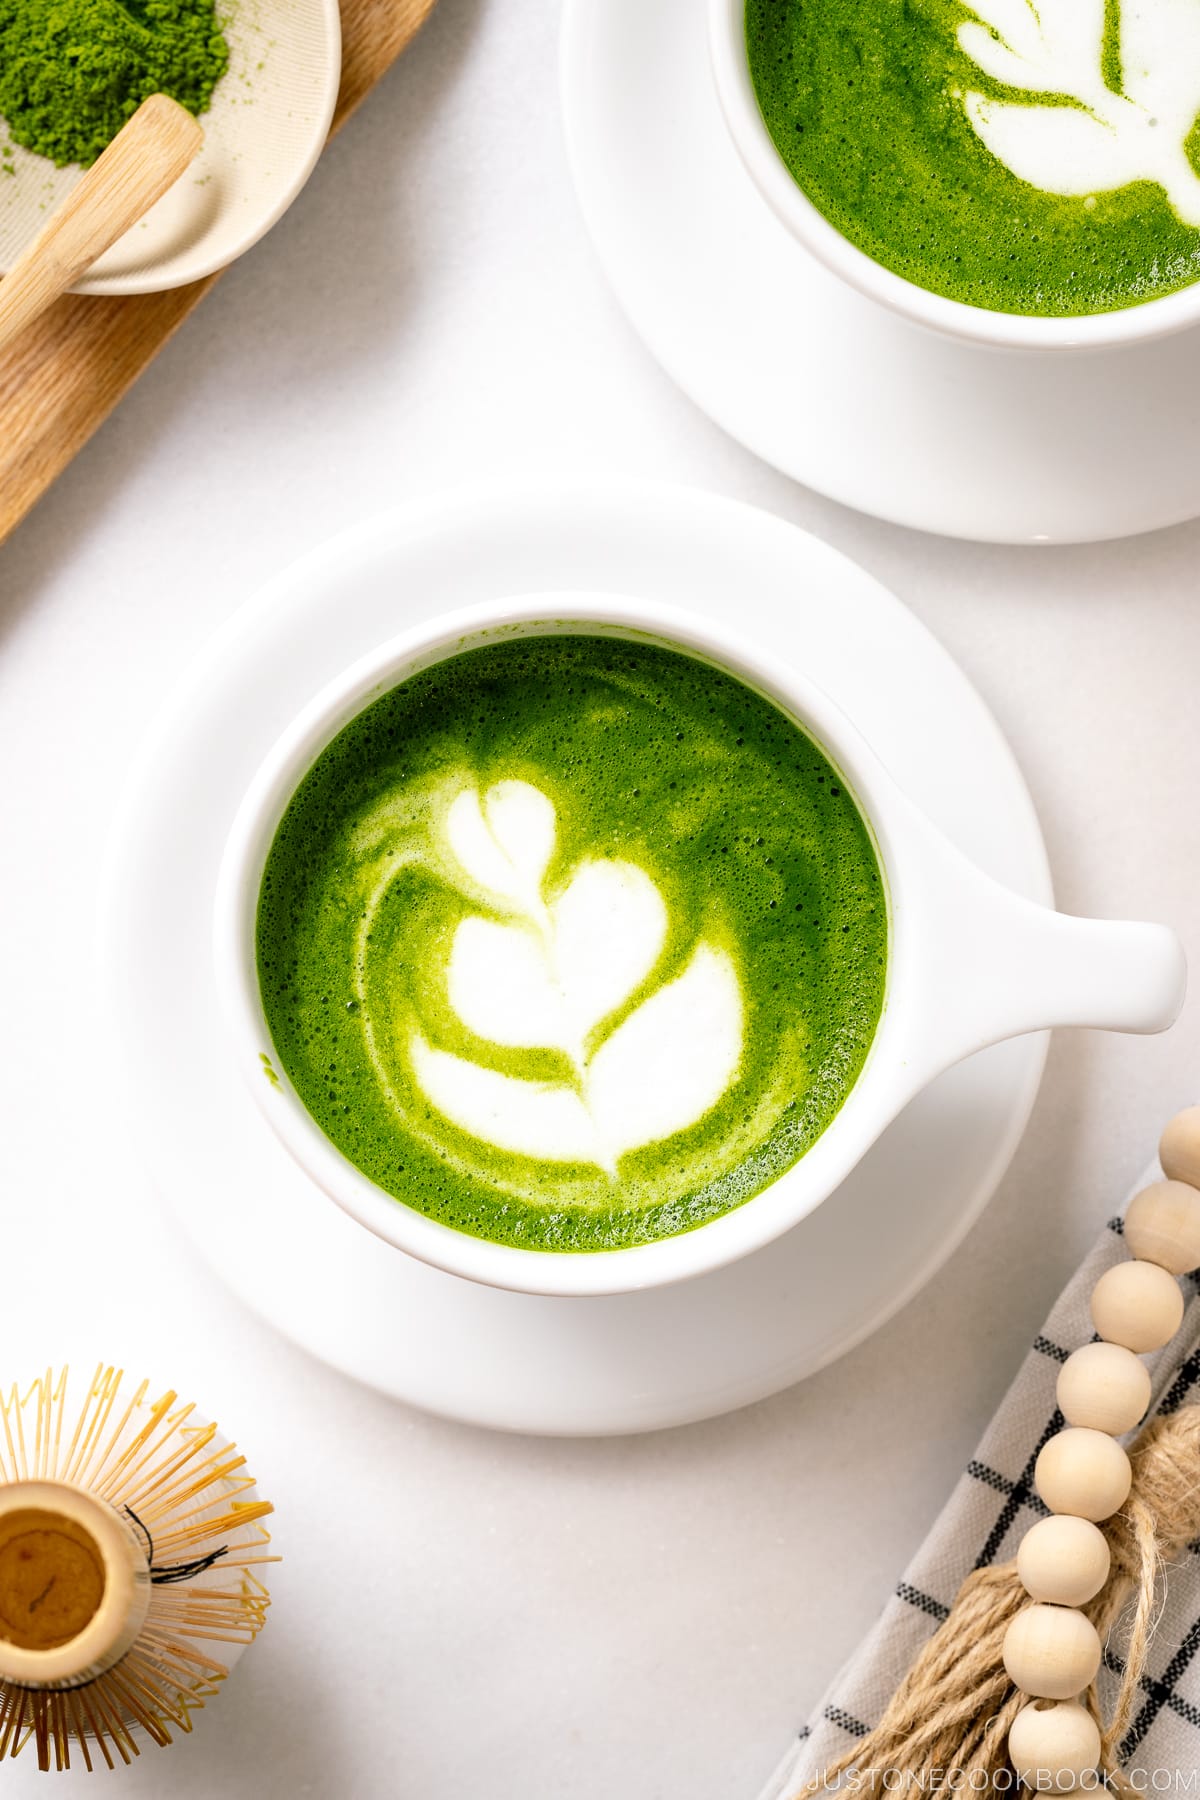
256, 636, 887, 1253
746, 0, 1200, 316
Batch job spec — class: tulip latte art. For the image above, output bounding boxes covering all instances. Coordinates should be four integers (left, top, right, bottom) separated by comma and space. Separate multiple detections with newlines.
257, 636, 887, 1251
410, 778, 745, 1172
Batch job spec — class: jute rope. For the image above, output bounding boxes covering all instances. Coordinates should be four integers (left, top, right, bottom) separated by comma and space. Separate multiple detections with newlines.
794, 1404, 1200, 1795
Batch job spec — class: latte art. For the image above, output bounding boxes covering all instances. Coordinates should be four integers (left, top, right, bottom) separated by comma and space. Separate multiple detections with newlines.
746, 0, 1200, 317
401, 779, 744, 1171
256, 635, 887, 1252
958, 0, 1200, 226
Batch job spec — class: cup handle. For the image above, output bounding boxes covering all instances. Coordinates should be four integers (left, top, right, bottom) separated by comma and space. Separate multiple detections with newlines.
891, 799, 1187, 1093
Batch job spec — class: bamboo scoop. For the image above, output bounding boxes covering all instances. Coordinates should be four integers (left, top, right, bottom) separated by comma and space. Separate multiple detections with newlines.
0, 96, 203, 355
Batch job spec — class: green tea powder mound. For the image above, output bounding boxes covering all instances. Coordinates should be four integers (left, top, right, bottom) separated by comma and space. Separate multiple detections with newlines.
0, 0, 230, 169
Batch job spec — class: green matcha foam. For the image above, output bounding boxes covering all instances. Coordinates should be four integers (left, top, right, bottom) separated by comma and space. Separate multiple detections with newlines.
746, 0, 1200, 317
256, 635, 888, 1253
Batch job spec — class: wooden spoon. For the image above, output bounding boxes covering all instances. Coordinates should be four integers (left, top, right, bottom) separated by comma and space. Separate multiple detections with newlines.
0, 96, 203, 355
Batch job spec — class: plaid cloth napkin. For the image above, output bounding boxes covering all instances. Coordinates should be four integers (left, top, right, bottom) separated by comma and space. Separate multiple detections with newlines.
758, 1166, 1200, 1800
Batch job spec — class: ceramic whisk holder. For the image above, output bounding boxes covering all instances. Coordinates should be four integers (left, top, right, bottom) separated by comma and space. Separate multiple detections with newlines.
214, 595, 1185, 1299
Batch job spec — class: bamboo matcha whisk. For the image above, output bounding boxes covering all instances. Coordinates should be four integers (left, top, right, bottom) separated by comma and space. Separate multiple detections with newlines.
0, 1366, 276, 1772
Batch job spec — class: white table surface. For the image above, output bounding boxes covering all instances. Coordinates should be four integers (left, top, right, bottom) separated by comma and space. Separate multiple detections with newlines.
3, 4, 1200, 1795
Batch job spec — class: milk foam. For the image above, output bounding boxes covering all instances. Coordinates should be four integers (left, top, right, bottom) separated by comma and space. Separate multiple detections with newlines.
959, 0, 1200, 225
408, 779, 744, 1171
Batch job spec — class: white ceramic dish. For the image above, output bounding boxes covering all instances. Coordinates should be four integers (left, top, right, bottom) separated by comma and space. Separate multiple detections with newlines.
105, 480, 1055, 1432
707, 0, 1200, 352
0, 0, 341, 294
215, 592, 1181, 1300
561, 0, 1200, 543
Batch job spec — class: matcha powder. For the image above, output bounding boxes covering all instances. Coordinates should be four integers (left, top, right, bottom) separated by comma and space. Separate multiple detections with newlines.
0, 0, 230, 169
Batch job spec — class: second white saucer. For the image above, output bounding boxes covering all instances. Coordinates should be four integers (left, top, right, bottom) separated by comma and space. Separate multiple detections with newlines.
560, 0, 1200, 545
102, 481, 1048, 1434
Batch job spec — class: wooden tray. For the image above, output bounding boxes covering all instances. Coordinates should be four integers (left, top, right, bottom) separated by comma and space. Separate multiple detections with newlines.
0, 0, 436, 547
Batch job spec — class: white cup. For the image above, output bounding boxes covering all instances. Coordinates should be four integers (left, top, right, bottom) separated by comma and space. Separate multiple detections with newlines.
707, 0, 1200, 352
214, 595, 1185, 1298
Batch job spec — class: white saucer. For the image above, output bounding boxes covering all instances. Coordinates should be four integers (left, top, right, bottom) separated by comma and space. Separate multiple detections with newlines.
102, 482, 1049, 1435
560, 0, 1200, 545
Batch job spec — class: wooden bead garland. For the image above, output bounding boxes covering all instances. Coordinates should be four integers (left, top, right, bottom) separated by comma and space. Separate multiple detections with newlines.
1034, 1427, 1131, 1522
1125, 1179, 1200, 1276
1008, 1701, 1103, 1793
1160, 1105, 1200, 1190
1056, 1341, 1151, 1436
1002, 1603, 1102, 1700
1004, 1106, 1200, 1790
1090, 1258, 1184, 1352
1016, 1516, 1110, 1607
